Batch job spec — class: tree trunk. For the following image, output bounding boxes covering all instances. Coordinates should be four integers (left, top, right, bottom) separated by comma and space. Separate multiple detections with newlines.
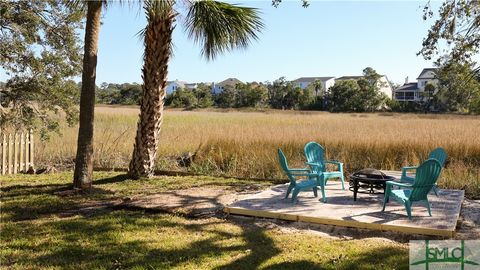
128, 10, 175, 179
73, 1, 102, 189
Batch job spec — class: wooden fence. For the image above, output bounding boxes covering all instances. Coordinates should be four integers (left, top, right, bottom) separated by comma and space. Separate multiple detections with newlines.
0, 130, 34, 175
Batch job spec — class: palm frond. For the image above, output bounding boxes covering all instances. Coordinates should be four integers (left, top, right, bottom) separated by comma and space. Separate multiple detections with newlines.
184, 0, 264, 60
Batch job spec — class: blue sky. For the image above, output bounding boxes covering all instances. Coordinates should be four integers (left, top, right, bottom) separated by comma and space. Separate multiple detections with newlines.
1, 1, 442, 86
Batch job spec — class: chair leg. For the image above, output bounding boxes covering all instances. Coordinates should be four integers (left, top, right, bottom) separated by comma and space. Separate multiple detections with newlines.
285, 184, 294, 199
432, 185, 439, 196
382, 192, 389, 211
320, 184, 326, 203
405, 201, 412, 220
291, 188, 301, 203
312, 187, 318, 197
340, 174, 345, 190
425, 199, 432, 216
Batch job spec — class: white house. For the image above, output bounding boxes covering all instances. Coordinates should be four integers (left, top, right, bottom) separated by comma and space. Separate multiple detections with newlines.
212, 78, 243, 94
336, 75, 393, 99
166, 80, 186, 95
292, 77, 335, 96
165, 80, 201, 94
394, 68, 438, 102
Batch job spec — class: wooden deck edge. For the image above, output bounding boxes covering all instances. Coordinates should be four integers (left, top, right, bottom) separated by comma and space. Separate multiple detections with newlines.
224, 206, 454, 238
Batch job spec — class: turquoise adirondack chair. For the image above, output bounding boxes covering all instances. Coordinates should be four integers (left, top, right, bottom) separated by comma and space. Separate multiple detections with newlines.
382, 158, 442, 220
401, 147, 447, 195
304, 142, 345, 190
278, 149, 326, 202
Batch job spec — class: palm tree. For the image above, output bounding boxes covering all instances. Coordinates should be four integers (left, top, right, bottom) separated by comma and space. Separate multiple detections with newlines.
128, 0, 264, 178
73, 0, 103, 189
311, 79, 323, 96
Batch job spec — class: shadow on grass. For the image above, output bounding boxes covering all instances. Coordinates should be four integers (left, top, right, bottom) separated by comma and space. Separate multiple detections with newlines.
92, 173, 131, 185
2, 209, 408, 269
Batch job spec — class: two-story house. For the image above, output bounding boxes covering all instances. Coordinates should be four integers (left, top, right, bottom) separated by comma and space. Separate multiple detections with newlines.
394, 68, 438, 102
292, 77, 336, 96
211, 78, 243, 94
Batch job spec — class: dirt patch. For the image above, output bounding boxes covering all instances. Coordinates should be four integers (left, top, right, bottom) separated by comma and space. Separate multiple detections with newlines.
116, 187, 255, 218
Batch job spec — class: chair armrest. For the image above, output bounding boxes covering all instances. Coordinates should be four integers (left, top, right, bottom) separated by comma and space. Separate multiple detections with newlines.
290, 172, 319, 177
288, 168, 310, 172
401, 166, 418, 178
386, 181, 413, 188
324, 160, 342, 165
324, 160, 343, 171
305, 162, 322, 167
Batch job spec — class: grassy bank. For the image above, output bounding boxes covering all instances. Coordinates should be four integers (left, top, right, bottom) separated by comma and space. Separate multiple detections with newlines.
36, 106, 480, 198
0, 172, 408, 269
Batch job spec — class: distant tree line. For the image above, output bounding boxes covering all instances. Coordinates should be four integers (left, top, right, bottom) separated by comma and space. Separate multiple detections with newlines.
95, 68, 396, 112
92, 64, 480, 113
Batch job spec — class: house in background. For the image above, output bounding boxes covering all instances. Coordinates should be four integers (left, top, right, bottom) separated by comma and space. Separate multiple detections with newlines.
336, 75, 393, 99
292, 77, 335, 96
166, 80, 187, 95
166, 80, 201, 95
212, 78, 243, 94
394, 68, 438, 102
184, 83, 199, 89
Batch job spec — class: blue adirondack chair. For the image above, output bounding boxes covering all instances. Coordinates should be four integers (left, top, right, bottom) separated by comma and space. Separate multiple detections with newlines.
382, 158, 442, 220
400, 147, 447, 195
278, 149, 326, 202
304, 141, 345, 190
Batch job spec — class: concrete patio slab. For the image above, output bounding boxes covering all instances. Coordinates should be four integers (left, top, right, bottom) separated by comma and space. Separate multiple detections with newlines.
225, 171, 464, 237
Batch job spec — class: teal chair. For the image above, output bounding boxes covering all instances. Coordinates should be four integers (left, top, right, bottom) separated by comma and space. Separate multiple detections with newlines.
401, 147, 447, 195
278, 149, 326, 202
382, 159, 442, 220
304, 142, 345, 190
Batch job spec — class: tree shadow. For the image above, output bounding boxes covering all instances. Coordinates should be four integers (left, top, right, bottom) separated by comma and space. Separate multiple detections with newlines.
92, 173, 131, 185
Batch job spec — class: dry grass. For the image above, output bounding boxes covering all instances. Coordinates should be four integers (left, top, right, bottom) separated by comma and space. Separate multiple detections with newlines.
35, 106, 480, 198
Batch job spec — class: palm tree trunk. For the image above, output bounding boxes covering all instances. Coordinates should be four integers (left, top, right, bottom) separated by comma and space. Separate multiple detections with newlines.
73, 1, 102, 189
128, 10, 175, 179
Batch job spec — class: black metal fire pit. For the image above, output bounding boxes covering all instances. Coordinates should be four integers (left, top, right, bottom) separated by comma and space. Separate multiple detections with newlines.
349, 169, 396, 201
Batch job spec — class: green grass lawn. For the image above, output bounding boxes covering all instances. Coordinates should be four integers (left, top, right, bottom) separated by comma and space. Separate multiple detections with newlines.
0, 172, 408, 269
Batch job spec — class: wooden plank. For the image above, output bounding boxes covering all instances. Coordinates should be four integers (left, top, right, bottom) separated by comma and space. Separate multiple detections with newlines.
224, 206, 454, 237
1, 132, 5, 175
7, 133, 12, 174
13, 132, 18, 174
19, 132, 24, 172
0, 131, 3, 175
29, 129, 34, 169
25, 131, 30, 170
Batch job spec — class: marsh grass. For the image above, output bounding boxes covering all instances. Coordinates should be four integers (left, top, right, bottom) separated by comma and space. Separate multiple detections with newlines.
36, 106, 480, 198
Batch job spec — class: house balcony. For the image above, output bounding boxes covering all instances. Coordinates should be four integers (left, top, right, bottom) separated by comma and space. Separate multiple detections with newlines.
394, 91, 421, 102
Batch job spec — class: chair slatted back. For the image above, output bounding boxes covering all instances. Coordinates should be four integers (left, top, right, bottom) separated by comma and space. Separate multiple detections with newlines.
410, 159, 442, 201
429, 147, 447, 167
278, 149, 296, 185
304, 141, 325, 173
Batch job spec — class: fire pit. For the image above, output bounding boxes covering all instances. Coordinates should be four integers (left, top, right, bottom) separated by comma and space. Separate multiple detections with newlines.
349, 169, 396, 201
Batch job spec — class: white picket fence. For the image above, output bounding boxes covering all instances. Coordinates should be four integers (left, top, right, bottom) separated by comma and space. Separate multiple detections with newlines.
0, 130, 34, 175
